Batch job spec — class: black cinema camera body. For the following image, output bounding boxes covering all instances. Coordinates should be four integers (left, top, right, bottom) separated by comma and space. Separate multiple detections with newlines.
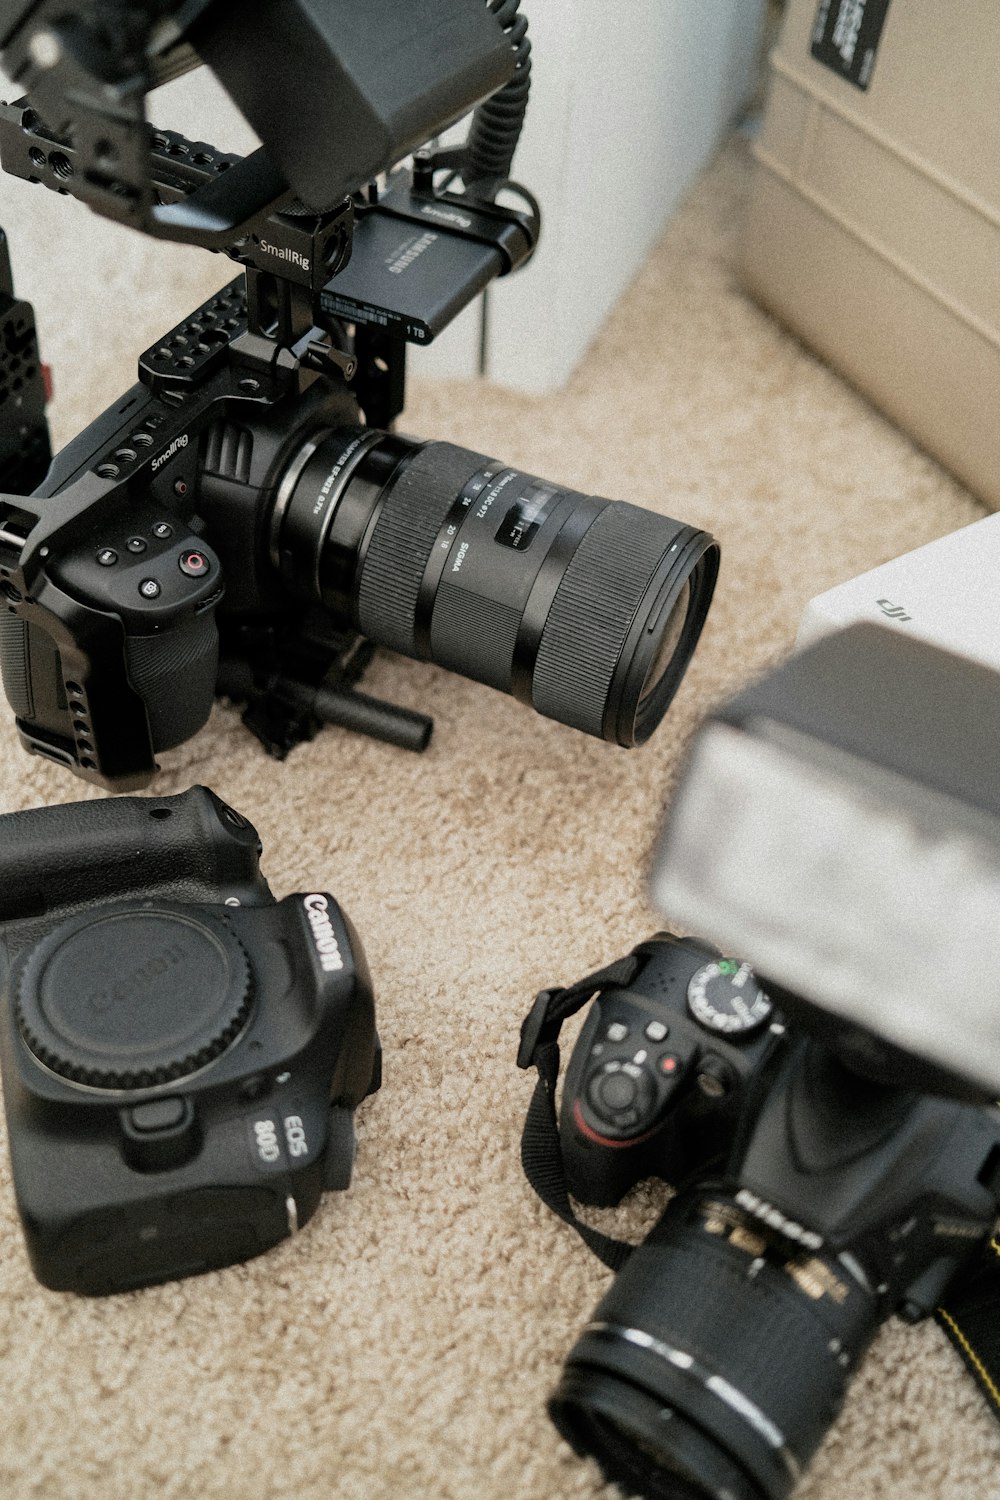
0, 0, 719, 792
0, 784, 380, 1295
522, 930, 1000, 1500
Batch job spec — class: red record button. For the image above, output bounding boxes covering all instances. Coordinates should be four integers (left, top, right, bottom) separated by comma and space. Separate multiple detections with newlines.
179, 549, 210, 578
659, 1053, 680, 1075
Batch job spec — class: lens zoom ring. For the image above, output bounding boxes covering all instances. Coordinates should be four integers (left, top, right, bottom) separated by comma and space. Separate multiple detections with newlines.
431, 583, 522, 690
532, 503, 674, 737
356, 442, 487, 656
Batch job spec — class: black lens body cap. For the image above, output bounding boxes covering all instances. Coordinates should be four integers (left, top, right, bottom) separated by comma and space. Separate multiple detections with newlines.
15, 906, 252, 1090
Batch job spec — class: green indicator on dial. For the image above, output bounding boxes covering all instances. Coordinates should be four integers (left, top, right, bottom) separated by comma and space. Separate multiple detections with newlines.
687, 960, 773, 1035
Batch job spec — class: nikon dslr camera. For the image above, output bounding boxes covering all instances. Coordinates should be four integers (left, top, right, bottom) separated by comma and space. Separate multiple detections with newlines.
0, 785, 380, 1295
521, 929, 1000, 1500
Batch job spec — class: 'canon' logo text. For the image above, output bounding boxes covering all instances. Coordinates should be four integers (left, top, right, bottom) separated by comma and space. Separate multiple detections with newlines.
303, 894, 344, 972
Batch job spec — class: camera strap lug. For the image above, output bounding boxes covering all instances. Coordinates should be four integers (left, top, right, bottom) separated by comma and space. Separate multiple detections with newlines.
517, 955, 642, 1272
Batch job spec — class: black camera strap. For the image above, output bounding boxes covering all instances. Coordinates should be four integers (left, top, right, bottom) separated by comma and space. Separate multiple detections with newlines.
518, 971, 1000, 1425
517, 957, 643, 1272
935, 1239, 1000, 1421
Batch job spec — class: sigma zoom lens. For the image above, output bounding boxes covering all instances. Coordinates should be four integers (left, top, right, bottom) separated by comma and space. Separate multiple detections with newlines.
268, 426, 719, 745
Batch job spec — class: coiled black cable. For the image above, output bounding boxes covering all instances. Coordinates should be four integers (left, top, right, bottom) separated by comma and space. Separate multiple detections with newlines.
465, 0, 531, 192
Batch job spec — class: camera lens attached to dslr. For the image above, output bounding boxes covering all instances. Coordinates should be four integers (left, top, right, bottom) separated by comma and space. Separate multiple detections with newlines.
269, 426, 718, 747
550, 1189, 878, 1500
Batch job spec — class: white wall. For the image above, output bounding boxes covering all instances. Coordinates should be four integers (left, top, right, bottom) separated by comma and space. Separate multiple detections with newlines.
415, 0, 767, 391
0, 2, 765, 405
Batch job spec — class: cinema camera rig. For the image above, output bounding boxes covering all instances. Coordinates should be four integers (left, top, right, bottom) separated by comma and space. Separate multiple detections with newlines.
0, 0, 540, 768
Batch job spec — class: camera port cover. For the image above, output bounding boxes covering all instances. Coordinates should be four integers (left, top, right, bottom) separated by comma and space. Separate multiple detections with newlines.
15, 905, 252, 1090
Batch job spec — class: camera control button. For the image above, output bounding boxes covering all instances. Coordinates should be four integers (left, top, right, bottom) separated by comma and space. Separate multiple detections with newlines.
139, 578, 161, 599
96, 547, 118, 567
586, 1060, 657, 1133
179, 549, 210, 578
129, 1097, 187, 1133
596, 1072, 638, 1111
658, 1052, 681, 1075
606, 1022, 629, 1043
152, 522, 174, 540
645, 1021, 669, 1042
122, 1097, 198, 1172
126, 536, 147, 554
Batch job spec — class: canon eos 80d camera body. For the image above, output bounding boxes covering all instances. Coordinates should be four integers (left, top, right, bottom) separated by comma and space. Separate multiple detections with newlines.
0, 786, 380, 1294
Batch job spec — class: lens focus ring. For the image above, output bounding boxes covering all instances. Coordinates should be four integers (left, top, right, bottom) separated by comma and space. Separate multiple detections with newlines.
356, 442, 486, 656
531, 503, 681, 739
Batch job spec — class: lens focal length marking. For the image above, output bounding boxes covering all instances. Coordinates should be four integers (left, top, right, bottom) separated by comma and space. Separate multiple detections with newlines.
495, 482, 561, 551
413, 464, 513, 657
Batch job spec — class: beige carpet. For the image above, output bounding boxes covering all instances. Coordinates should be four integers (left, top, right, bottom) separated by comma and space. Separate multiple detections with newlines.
0, 133, 995, 1500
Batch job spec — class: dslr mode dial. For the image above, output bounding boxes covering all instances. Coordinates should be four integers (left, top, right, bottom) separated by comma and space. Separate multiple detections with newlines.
686, 959, 773, 1036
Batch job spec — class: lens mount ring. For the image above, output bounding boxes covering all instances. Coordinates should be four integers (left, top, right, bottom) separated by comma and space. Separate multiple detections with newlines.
272, 426, 383, 599
268, 427, 333, 574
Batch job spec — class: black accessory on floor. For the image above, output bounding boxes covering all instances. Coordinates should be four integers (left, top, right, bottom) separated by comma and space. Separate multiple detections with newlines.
0, 785, 380, 1295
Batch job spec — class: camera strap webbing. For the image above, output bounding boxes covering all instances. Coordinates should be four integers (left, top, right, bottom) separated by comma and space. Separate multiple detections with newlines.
517, 970, 1000, 1426
516, 957, 643, 1273
935, 1240, 1000, 1422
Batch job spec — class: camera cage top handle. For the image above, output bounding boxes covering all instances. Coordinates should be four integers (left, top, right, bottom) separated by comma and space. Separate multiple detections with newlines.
0, 0, 525, 248
517, 952, 645, 1272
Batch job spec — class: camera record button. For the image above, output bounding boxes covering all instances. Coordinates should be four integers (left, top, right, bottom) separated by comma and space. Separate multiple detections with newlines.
179, 549, 210, 578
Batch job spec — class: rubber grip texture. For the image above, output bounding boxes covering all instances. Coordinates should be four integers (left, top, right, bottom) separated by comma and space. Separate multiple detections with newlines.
531, 503, 676, 738
356, 441, 486, 656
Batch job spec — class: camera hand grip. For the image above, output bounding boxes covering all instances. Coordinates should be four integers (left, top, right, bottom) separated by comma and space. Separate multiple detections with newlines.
125, 611, 219, 751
